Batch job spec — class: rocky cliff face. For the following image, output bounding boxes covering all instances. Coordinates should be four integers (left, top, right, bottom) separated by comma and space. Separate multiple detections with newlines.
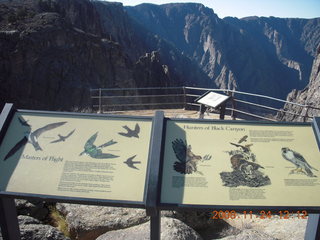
0, 0, 175, 110
277, 45, 320, 121
1, 0, 319, 111
126, 4, 320, 100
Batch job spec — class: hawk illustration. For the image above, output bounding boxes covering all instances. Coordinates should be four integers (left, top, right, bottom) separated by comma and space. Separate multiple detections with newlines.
118, 124, 140, 138
51, 129, 75, 143
4, 121, 66, 161
172, 139, 203, 175
79, 132, 118, 159
281, 147, 318, 177
123, 155, 141, 170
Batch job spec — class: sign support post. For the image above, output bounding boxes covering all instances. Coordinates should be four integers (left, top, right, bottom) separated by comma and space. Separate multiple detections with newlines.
145, 111, 165, 240
0, 197, 21, 240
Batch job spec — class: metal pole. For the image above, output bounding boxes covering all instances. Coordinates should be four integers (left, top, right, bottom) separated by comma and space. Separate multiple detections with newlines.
182, 86, 187, 110
305, 214, 320, 240
150, 210, 161, 240
98, 88, 102, 114
0, 197, 21, 240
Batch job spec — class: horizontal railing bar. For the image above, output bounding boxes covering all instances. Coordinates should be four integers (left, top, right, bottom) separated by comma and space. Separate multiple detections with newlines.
91, 94, 185, 99
90, 87, 183, 91
93, 102, 185, 107
184, 87, 318, 109
234, 99, 280, 112
185, 94, 201, 97
225, 108, 277, 122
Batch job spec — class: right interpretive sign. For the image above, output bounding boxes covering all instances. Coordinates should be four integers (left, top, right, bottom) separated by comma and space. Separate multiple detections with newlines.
161, 119, 320, 207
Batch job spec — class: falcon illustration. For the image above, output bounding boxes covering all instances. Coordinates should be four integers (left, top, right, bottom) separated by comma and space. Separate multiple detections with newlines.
51, 129, 75, 143
123, 155, 141, 170
4, 121, 67, 161
79, 132, 118, 159
118, 124, 140, 138
238, 135, 248, 144
281, 147, 318, 177
18, 117, 30, 127
172, 139, 204, 175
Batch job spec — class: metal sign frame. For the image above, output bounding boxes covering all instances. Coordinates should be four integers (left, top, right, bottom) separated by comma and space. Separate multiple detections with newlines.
0, 103, 319, 240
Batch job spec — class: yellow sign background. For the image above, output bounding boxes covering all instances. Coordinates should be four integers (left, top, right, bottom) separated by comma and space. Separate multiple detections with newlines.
161, 120, 320, 207
0, 112, 152, 202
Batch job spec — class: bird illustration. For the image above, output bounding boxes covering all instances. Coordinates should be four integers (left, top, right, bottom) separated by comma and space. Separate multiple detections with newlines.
238, 135, 248, 144
172, 139, 203, 175
118, 123, 140, 138
18, 117, 30, 127
281, 147, 318, 177
123, 155, 141, 170
79, 132, 118, 159
230, 142, 253, 153
4, 121, 67, 161
230, 154, 263, 171
51, 129, 75, 143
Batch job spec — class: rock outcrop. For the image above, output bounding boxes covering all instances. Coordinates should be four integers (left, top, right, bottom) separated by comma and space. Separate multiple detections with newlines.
277, 44, 320, 121
18, 215, 70, 240
96, 217, 203, 240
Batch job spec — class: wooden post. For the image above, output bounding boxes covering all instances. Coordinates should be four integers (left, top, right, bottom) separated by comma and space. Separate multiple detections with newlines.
219, 102, 226, 120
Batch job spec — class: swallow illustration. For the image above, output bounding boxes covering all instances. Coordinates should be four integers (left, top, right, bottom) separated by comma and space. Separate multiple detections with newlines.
238, 135, 248, 144
4, 121, 67, 161
18, 117, 30, 127
79, 132, 118, 159
118, 123, 140, 138
123, 155, 141, 170
51, 129, 75, 143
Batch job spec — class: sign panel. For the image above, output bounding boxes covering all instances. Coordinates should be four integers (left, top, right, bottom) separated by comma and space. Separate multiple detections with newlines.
196, 91, 230, 108
0, 111, 152, 203
161, 120, 320, 207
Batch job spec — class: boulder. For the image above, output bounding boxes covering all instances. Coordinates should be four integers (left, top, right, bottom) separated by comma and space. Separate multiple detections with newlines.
18, 215, 69, 240
219, 229, 276, 240
56, 203, 149, 240
15, 199, 49, 221
95, 217, 203, 240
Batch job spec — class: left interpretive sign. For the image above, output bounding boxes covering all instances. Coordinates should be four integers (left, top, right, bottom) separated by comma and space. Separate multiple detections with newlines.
0, 110, 152, 204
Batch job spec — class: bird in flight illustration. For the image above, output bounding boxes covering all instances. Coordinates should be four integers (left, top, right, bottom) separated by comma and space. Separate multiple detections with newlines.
118, 123, 140, 138
123, 155, 141, 170
18, 117, 30, 127
238, 135, 248, 144
79, 132, 118, 159
51, 129, 75, 143
4, 121, 67, 161
281, 147, 318, 177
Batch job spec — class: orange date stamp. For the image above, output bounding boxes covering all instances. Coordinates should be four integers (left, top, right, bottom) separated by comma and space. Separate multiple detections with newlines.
210, 210, 308, 220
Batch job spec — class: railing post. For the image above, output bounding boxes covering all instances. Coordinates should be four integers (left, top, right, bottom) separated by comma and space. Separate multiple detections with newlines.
98, 88, 102, 114
183, 86, 187, 110
228, 91, 236, 120
303, 105, 310, 122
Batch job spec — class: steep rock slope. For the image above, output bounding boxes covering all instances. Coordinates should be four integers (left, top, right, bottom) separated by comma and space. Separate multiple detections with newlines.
278, 45, 320, 121
0, 0, 172, 110
126, 3, 320, 100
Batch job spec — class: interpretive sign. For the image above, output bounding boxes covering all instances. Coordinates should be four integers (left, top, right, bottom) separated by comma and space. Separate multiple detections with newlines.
161, 119, 320, 208
0, 110, 152, 204
196, 91, 230, 108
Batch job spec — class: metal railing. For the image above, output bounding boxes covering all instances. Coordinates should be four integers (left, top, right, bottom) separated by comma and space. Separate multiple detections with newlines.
90, 86, 320, 122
